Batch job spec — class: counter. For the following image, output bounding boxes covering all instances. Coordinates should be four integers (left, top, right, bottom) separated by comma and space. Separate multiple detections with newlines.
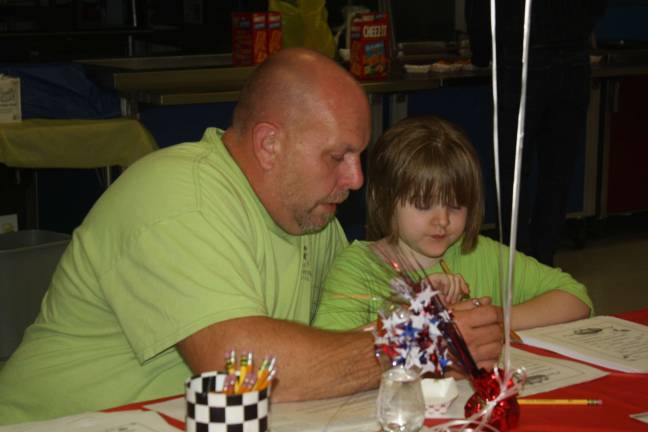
78, 51, 648, 106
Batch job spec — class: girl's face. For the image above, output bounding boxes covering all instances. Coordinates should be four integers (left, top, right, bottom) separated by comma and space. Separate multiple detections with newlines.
394, 201, 468, 268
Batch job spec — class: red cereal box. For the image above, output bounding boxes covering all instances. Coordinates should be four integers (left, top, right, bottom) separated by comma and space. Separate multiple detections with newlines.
232, 12, 268, 66
350, 12, 389, 80
267, 11, 282, 56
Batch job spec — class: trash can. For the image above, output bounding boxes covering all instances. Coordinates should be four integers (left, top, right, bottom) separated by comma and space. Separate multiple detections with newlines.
0, 230, 70, 360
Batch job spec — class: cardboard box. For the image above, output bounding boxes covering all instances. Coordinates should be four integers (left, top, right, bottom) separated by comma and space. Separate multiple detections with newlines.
231, 12, 282, 66
350, 12, 389, 80
0, 230, 70, 359
267, 11, 282, 56
0, 74, 21, 123
231, 12, 268, 66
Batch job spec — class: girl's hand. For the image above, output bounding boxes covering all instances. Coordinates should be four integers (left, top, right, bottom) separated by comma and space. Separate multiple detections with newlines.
425, 273, 471, 306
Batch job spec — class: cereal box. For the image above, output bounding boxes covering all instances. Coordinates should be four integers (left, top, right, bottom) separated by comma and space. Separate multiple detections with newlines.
267, 11, 282, 56
350, 12, 389, 80
0, 75, 21, 123
231, 12, 268, 66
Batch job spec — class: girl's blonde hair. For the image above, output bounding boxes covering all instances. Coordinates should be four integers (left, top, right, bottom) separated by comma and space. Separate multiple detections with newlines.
366, 116, 484, 253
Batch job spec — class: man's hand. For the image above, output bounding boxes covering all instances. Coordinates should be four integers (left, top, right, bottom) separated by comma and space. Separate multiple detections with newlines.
451, 297, 503, 370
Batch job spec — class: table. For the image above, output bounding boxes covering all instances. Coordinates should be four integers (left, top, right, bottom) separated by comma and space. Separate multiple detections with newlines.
107, 310, 648, 431
436, 308, 648, 432
0, 118, 156, 170
0, 118, 157, 229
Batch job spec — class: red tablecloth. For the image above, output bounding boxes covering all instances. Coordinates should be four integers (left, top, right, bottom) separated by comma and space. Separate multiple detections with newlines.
428, 309, 648, 431
514, 309, 648, 432
110, 309, 648, 431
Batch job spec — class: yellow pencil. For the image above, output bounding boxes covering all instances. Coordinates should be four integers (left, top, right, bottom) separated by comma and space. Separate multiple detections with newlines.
519, 399, 602, 406
440, 259, 452, 275
331, 293, 371, 300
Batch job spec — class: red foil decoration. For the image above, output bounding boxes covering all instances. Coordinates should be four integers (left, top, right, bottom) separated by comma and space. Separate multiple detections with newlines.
464, 369, 520, 431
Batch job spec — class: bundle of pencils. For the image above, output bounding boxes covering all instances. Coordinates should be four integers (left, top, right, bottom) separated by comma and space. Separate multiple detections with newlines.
223, 350, 277, 395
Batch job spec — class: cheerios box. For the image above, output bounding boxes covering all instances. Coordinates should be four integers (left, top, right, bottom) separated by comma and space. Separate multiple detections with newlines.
0, 74, 21, 123
231, 12, 268, 66
350, 12, 389, 80
267, 11, 282, 56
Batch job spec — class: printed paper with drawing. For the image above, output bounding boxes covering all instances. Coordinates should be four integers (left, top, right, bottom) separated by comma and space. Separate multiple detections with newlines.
518, 315, 648, 373
506, 347, 608, 396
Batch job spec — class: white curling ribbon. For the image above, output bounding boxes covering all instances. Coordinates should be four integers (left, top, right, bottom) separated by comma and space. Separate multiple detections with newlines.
426, 366, 528, 432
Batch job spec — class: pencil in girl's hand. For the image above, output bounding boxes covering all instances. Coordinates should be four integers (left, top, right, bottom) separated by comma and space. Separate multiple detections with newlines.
439, 259, 471, 302
440, 259, 452, 275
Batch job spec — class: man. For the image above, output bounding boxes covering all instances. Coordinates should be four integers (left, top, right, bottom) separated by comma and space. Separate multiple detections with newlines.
0, 48, 503, 424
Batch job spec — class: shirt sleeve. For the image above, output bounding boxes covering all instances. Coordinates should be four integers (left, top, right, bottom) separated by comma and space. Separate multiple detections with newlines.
101, 211, 266, 363
462, 236, 594, 315
314, 242, 390, 331
511, 248, 594, 314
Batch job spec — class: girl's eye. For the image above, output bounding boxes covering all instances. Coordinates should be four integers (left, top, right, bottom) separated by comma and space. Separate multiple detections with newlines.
331, 154, 344, 162
415, 203, 430, 211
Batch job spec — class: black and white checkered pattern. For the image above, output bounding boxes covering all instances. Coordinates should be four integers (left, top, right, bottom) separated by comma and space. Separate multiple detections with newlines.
185, 372, 269, 432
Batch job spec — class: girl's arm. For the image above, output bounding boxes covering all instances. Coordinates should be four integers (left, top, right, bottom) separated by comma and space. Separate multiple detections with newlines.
507, 241, 593, 329
457, 236, 594, 330
511, 290, 591, 330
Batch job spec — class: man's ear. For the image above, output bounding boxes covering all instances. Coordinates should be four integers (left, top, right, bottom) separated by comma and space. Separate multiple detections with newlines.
252, 122, 280, 170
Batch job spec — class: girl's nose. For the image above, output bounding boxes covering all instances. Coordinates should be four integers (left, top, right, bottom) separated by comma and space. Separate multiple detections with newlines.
431, 207, 450, 227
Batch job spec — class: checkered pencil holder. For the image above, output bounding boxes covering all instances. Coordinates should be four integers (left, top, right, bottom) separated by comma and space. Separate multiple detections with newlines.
185, 371, 269, 432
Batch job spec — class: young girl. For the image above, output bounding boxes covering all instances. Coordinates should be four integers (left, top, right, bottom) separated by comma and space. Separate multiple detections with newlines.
313, 116, 592, 332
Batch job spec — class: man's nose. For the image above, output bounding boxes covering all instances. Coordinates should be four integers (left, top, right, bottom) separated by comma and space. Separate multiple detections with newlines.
343, 156, 364, 191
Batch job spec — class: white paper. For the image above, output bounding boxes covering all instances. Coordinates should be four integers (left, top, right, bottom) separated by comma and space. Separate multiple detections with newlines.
270, 381, 474, 432
0, 411, 178, 432
518, 316, 648, 373
0, 74, 21, 123
142, 382, 475, 431
506, 347, 608, 396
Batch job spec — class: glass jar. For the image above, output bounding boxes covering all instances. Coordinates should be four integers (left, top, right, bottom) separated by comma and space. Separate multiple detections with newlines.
376, 365, 425, 432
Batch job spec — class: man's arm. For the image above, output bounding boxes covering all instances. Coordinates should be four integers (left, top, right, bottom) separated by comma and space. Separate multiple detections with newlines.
178, 305, 504, 401
177, 316, 380, 402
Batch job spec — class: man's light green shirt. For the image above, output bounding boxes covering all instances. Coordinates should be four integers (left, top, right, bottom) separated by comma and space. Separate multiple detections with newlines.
0, 128, 347, 424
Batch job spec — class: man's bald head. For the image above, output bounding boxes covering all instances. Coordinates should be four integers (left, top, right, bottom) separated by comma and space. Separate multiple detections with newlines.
231, 48, 367, 135
224, 48, 370, 234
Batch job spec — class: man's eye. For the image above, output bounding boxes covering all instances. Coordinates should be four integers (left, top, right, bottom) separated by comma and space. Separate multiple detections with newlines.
331, 154, 345, 162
